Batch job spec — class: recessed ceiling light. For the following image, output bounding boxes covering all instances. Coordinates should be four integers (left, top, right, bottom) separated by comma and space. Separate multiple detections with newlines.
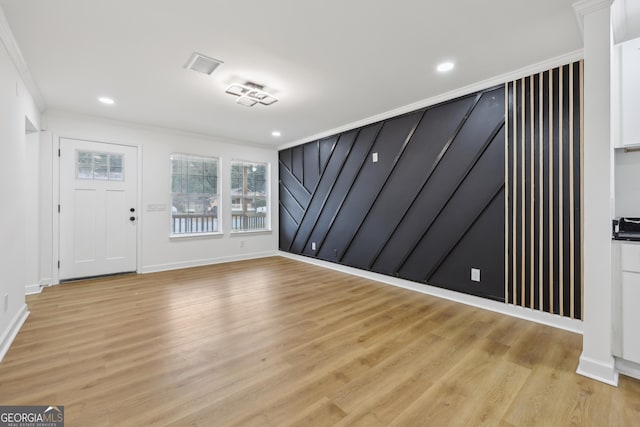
436, 62, 455, 73
272, 131, 281, 137
98, 97, 115, 105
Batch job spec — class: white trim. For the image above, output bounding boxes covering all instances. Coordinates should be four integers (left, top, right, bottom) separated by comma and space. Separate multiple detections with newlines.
278, 50, 584, 151
573, 0, 615, 36
0, 304, 29, 363
0, 6, 45, 111
170, 231, 224, 240
279, 252, 583, 334
615, 357, 640, 381
26, 278, 54, 295
136, 143, 143, 274
24, 284, 42, 295
229, 229, 273, 235
140, 250, 278, 274
577, 353, 619, 386
52, 133, 60, 285
45, 108, 268, 149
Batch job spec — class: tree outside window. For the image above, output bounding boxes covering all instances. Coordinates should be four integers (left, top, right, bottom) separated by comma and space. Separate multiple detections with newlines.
231, 160, 269, 231
171, 153, 220, 235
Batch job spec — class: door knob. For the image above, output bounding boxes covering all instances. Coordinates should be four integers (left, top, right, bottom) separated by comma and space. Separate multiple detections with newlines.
129, 216, 136, 222
130, 208, 135, 212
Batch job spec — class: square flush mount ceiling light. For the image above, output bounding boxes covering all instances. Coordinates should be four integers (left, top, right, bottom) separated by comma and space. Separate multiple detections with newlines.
225, 82, 278, 107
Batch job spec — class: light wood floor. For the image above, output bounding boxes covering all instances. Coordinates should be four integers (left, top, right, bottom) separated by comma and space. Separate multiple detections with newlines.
1, 257, 639, 426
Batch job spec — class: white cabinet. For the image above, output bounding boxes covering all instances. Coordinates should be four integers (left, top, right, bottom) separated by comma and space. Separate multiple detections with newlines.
618, 243, 640, 364
622, 272, 640, 363
620, 37, 640, 147
622, 244, 640, 272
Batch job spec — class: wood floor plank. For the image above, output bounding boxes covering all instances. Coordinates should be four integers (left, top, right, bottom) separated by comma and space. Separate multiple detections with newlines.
0, 256, 638, 426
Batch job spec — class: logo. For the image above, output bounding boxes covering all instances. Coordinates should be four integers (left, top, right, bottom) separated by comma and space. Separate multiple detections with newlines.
0, 405, 64, 427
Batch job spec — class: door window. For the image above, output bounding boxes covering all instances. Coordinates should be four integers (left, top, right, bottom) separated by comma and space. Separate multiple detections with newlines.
76, 150, 124, 181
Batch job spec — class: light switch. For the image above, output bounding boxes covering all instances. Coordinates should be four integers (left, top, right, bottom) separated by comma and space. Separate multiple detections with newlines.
471, 268, 481, 282
372, 152, 379, 162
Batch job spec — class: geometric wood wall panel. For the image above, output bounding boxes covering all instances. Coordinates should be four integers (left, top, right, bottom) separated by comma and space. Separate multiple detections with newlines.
280, 86, 506, 301
506, 60, 583, 319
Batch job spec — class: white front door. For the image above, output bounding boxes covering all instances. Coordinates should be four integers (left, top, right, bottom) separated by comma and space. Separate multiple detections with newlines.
59, 138, 138, 280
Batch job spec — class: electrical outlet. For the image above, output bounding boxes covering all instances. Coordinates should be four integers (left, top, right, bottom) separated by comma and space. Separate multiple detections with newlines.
372, 152, 379, 162
471, 268, 481, 282
333, 249, 338, 258
3, 294, 8, 312
311, 242, 316, 251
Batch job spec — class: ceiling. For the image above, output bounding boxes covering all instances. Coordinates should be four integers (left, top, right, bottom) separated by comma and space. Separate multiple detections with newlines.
0, 0, 582, 146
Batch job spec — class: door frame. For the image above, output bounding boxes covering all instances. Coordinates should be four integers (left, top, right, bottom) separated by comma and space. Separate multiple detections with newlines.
52, 135, 142, 284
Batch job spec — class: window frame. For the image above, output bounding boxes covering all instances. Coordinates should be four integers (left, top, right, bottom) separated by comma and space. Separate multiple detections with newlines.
230, 159, 271, 233
75, 149, 125, 182
170, 153, 222, 238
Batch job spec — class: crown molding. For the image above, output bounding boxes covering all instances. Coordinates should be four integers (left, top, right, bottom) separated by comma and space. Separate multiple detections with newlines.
0, 6, 46, 111
278, 49, 584, 151
573, 0, 615, 37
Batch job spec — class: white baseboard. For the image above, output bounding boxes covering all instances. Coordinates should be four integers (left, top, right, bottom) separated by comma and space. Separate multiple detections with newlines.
24, 283, 42, 295
615, 357, 640, 381
0, 304, 29, 363
577, 353, 619, 386
25, 278, 54, 295
279, 252, 583, 334
141, 251, 279, 274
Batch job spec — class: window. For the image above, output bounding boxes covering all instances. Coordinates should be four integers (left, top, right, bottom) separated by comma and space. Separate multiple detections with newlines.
231, 160, 269, 231
171, 153, 220, 235
76, 150, 123, 181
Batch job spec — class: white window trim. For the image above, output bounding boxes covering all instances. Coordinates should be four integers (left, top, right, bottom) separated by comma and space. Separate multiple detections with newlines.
169, 231, 224, 240
230, 158, 271, 233
170, 153, 222, 237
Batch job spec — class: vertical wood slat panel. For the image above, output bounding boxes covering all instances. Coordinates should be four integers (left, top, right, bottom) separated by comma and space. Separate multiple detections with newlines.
580, 60, 585, 317
521, 78, 526, 307
505, 83, 509, 303
530, 76, 535, 309
559, 66, 564, 317
539, 71, 544, 311
512, 81, 518, 304
549, 69, 554, 314
569, 62, 575, 318
506, 60, 582, 319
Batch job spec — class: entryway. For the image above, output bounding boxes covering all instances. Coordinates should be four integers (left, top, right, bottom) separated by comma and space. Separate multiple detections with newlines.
58, 138, 138, 280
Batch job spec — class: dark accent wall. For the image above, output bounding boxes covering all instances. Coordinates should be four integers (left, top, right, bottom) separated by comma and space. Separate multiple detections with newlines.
280, 86, 506, 301
506, 61, 583, 319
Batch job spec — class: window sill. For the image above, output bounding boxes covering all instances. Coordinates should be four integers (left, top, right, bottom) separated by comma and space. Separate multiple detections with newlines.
170, 231, 224, 240
230, 229, 273, 236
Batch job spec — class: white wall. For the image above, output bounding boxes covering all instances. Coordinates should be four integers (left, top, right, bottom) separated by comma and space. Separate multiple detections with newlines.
0, 35, 41, 357
42, 110, 279, 276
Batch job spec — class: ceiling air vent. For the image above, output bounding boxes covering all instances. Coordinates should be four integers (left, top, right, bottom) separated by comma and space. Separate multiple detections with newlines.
184, 52, 223, 75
